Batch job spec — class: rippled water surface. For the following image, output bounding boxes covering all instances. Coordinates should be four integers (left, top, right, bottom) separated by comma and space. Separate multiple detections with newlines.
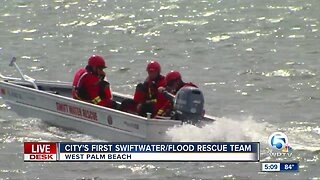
0, 0, 319, 179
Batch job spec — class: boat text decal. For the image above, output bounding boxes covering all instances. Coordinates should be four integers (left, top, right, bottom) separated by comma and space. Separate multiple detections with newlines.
1, 88, 6, 95
123, 121, 139, 130
56, 102, 97, 121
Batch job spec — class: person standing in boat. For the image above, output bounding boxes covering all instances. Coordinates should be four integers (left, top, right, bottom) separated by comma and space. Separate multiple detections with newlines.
133, 60, 167, 117
156, 70, 197, 117
72, 55, 116, 108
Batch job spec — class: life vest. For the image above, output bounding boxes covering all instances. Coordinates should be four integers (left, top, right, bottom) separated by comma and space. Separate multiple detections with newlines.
133, 75, 166, 116
72, 68, 112, 107
134, 75, 165, 104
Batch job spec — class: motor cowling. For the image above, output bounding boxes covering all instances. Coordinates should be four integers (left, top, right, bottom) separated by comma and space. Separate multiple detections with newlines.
173, 86, 204, 124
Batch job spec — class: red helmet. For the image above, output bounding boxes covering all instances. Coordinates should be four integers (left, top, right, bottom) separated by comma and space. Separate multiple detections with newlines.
88, 55, 106, 68
146, 60, 161, 73
166, 70, 181, 82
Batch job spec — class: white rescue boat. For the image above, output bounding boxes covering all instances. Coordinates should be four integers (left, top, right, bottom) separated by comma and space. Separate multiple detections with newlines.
0, 58, 215, 141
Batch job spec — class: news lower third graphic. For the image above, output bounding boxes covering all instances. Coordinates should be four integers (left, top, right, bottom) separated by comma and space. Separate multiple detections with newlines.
268, 132, 293, 158
23, 142, 260, 162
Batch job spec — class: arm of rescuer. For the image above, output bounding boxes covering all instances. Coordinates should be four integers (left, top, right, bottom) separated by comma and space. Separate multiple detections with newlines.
100, 74, 112, 100
81, 73, 114, 108
152, 76, 166, 113
133, 82, 147, 113
133, 82, 146, 105
155, 87, 175, 117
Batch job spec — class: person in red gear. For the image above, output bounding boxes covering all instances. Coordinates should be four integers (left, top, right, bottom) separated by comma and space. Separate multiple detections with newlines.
133, 60, 167, 117
156, 70, 197, 117
72, 55, 115, 108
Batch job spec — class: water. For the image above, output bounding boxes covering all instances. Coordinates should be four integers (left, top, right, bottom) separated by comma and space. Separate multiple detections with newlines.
0, 0, 319, 179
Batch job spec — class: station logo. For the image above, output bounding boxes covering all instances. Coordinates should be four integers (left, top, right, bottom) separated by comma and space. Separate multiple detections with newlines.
268, 132, 293, 158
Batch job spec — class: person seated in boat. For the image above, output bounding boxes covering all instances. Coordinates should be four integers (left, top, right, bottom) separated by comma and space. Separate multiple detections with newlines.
156, 70, 197, 117
132, 60, 167, 117
72, 55, 116, 108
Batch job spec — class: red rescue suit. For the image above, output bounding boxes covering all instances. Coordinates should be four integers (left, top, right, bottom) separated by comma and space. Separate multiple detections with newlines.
156, 82, 197, 117
72, 68, 113, 108
133, 75, 167, 117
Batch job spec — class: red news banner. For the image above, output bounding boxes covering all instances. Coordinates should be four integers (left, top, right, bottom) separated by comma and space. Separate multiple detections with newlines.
24, 142, 57, 161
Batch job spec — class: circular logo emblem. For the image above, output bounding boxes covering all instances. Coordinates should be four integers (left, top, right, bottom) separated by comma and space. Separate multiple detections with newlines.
107, 115, 113, 125
268, 132, 288, 150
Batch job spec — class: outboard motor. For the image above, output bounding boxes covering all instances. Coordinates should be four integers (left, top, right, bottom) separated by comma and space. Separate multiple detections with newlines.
173, 86, 204, 124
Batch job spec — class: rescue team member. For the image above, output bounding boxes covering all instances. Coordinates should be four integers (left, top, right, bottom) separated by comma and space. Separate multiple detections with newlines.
156, 70, 197, 117
72, 55, 116, 108
133, 60, 167, 117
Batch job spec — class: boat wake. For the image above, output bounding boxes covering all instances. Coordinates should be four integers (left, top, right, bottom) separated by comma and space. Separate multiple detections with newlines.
167, 116, 320, 153
166, 116, 270, 142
